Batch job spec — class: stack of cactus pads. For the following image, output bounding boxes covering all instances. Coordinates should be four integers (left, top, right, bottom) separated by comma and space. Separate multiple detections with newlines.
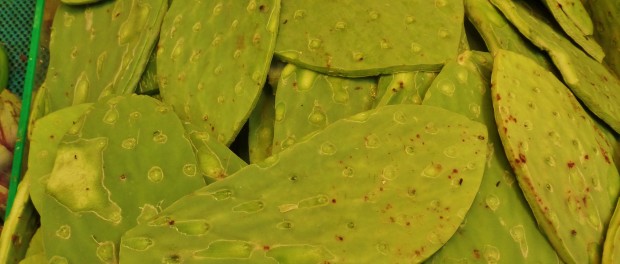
0, 0, 619, 263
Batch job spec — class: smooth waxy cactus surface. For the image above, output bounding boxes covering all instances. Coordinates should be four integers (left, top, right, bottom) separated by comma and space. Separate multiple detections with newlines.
422, 51, 560, 263
274, 0, 464, 77
464, 0, 553, 70
0, 174, 38, 264
491, 49, 620, 264
120, 104, 488, 263
184, 123, 248, 183
42, 0, 167, 115
38, 95, 205, 263
28, 103, 93, 210
248, 87, 276, 164
586, 0, 620, 78
490, 0, 620, 134
157, 0, 280, 146
603, 200, 620, 264
540, 0, 602, 62
60, 0, 105, 5
272, 64, 376, 154
374, 71, 437, 107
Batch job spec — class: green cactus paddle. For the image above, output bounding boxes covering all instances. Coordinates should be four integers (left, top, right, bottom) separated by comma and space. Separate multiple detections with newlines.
586, 0, 620, 78
248, 87, 276, 164
38, 95, 205, 263
272, 64, 376, 154
603, 200, 620, 264
540, 0, 603, 62
119, 104, 489, 263
157, 0, 280, 146
491, 49, 620, 264
374, 71, 437, 107
464, 0, 553, 70
274, 0, 464, 77
184, 124, 248, 183
42, 0, 168, 115
490, 0, 620, 134
422, 51, 560, 263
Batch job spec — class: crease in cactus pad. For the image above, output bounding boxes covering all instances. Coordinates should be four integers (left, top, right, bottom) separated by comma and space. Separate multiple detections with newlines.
2, 0, 620, 263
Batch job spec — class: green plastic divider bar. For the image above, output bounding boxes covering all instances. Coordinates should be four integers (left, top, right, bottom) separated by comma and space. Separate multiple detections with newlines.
4, 0, 45, 220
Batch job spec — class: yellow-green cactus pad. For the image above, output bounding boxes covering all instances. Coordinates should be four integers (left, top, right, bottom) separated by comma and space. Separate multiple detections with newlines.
157, 0, 280, 145
423, 51, 560, 263
586, 0, 620, 78
43, 0, 168, 115
374, 71, 437, 107
248, 87, 276, 164
464, 0, 553, 70
274, 0, 464, 77
603, 200, 620, 264
38, 95, 205, 263
184, 124, 248, 183
60, 0, 105, 5
120, 104, 488, 263
491, 0, 620, 134
272, 64, 376, 154
491, 49, 620, 264
0, 174, 38, 264
541, 0, 602, 62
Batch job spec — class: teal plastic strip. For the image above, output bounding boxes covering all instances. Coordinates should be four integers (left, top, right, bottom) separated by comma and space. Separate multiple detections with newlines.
4, 0, 45, 220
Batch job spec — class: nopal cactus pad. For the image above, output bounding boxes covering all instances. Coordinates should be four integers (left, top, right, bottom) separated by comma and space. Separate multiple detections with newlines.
38, 95, 205, 263
422, 51, 560, 263
603, 200, 620, 264
586, 0, 620, 78
464, 0, 553, 70
491, 49, 620, 264
28, 103, 93, 212
43, 0, 167, 115
272, 64, 376, 154
119, 104, 488, 263
184, 123, 248, 183
0, 173, 38, 264
157, 0, 280, 145
490, 0, 620, 134
540, 0, 602, 61
274, 0, 464, 77
374, 71, 437, 107
248, 87, 276, 164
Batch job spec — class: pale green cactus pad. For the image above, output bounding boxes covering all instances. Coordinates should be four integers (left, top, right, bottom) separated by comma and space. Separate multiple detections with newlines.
374, 71, 437, 107
248, 87, 276, 164
42, 0, 168, 115
491, 49, 620, 264
0, 174, 38, 264
274, 0, 464, 77
119, 104, 488, 263
22, 228, 43, 261
17, 254, 46, 264
490, 0, 620, 134
157, 0, 280, 145
586, 0, 620, 78
184, 124, 248, 183
272, 64, 376, 154
267, 59, 287, 92
540, 0, 603, 62
27, 84, 50, 141
422, 51, 560, 263
28, 103, 93, 211
603, 201, 620, 263
38, 95, 205, 263
464, 0, 552, 70
60, 0, 105, 5
136, 47, 160, 96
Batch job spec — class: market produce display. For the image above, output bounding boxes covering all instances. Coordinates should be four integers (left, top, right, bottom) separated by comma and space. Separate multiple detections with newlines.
0, 0, 619, 263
